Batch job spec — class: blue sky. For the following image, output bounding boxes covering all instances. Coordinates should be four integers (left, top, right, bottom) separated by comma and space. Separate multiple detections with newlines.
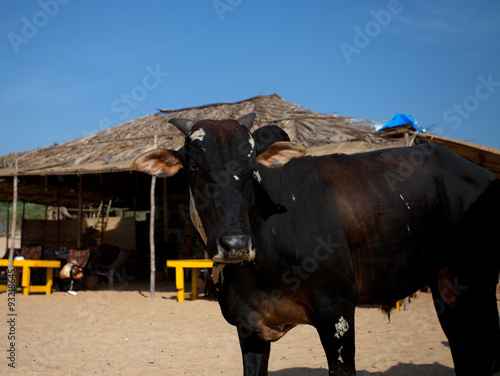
1, 0, 499, 155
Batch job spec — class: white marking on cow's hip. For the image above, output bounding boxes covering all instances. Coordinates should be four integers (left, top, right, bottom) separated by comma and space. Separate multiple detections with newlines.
334, 316, 349, 339
189, 188, 207, 244
337, 346, 344, 363
292, 194, 296, 202
253, 170, 262, 183
233, 175, 240, 181
190, 129, 206, 142
399, 194, 411, 210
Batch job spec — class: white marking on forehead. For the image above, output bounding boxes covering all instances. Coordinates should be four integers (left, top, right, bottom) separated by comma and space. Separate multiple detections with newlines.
190, 129, 206, 142
334, 316, 349, 339
233, 175, 240, 181
189, 188, 207, 244
292, 194, 296, 202
253, 170, 262, 183
247, 136, 255, 158
338, 346, 344, 363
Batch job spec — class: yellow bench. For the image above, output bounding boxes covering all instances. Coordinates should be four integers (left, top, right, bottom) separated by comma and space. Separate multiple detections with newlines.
166, 259, 213, 302
0, 259, 61, 296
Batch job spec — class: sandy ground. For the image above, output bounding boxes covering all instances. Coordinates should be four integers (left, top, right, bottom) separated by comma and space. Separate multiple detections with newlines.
1, 279, 498, 376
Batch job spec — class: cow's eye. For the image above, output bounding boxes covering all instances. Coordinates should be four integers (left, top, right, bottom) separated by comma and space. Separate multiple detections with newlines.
189, 161, 199, 173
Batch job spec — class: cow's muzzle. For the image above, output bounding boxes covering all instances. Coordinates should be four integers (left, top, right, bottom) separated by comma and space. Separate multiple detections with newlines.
213, 235, 255, 264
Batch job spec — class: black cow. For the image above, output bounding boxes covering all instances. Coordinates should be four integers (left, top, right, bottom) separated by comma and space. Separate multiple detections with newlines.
132, 114, 500, 376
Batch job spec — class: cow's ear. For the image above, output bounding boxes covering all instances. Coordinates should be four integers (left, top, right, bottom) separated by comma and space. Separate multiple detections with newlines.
256, 141, 306, 168
132, 149, 184, 177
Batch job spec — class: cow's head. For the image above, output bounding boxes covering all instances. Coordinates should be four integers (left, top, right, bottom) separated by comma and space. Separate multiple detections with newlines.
132, 113, 305, 264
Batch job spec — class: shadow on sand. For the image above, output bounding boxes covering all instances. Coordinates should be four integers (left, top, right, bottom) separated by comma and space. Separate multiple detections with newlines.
269, 362, 454, 376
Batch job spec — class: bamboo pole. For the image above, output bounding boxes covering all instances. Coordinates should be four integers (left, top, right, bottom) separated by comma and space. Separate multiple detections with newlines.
56, 185, 61, 251
8, 155, 19, 274
77, 175, 83, 248
150, 135, 158, 299
44, 204, 48, 248
5, 200, 10, 257
20, 202, 25, 247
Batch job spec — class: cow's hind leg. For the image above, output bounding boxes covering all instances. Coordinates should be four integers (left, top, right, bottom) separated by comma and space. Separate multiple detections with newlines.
237, 326, 270, 376
313, 297, 356, 376
430, 271, 500, 376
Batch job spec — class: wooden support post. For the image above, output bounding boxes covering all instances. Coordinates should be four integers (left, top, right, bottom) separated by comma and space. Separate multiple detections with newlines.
77, 175, 83, 249
20, 202, 25, 247
5, 200, 10, 257
8, 155, 19, 274
150, 135, 158, 299
44, 204, 48, 248
56, 184, 61, 251
404, 128, 410, 147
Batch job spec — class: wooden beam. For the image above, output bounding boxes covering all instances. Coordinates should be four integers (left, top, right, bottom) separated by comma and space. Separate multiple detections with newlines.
77, 174, 83, 248
150, 135, 158, 299
56, 184, 61, 251
20, 201, 25, 248
5, 199, 10, 258
8, 155, 18, 274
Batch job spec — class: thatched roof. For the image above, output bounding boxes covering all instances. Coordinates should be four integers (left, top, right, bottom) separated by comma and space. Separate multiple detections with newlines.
0, 93, 499, 208
0, 94, 384, 176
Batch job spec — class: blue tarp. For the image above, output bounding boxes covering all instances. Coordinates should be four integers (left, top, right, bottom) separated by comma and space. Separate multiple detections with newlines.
378, 113, 424, 133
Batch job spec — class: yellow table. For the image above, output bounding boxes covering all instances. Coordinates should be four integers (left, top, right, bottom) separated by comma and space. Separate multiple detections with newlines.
0, 259, 61, 296
166, 259, 213, 302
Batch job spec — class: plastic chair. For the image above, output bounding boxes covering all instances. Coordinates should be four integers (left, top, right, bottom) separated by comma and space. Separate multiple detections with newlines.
19, 245, 43, 260
96, 250, 131, 288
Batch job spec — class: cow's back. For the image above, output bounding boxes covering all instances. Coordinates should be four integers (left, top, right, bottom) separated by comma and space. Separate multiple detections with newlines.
254, 144, 499, 305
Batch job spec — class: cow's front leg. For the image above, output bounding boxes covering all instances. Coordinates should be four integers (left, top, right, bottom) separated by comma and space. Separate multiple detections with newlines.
237, 326, 271, 376
314, 300, 356, 376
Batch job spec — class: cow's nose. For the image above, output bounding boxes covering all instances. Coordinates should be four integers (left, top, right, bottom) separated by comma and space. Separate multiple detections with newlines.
219, 235, 251, 253
214, 235, 255, 264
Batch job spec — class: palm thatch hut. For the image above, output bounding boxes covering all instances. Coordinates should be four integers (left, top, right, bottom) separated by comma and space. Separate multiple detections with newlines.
0, 94, 397, 208
1, 93, 499, 271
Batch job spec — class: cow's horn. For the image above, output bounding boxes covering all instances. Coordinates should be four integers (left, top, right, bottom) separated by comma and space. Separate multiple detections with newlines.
168, 118, 196, 136
238, 112, 256, 130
